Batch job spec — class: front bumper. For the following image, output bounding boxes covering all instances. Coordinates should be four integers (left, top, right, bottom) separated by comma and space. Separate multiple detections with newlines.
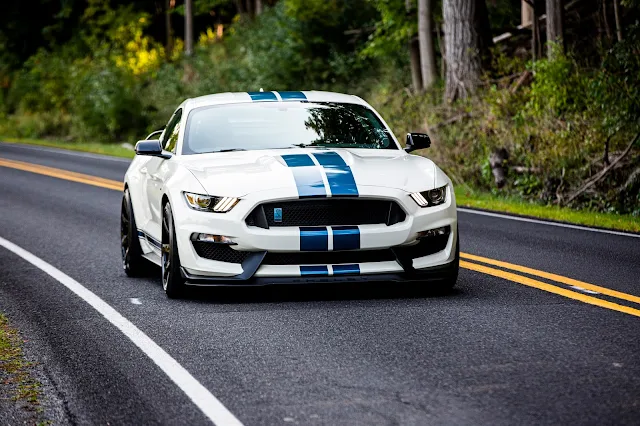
181, 257, 458, 286
172, 185, 458, 284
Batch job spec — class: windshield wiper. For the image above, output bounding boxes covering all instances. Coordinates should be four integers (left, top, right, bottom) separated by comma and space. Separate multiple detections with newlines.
214, 148, 247, 153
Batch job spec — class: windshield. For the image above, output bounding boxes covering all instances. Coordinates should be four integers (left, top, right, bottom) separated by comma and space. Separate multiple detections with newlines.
182, 102, 397, 154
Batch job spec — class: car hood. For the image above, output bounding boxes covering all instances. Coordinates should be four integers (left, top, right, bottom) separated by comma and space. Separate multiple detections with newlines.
176, 148, 437, 197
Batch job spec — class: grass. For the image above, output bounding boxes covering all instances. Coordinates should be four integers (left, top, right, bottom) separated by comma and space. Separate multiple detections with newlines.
0, 313, 43, 411
1, 137, 135, 159
2, 137, 638, 233
455, 187, 640, 233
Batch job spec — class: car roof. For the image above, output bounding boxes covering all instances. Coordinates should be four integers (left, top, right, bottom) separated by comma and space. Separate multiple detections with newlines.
182, 91, 369, 110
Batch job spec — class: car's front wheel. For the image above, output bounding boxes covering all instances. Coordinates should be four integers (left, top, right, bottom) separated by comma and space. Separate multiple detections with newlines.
162, 202, 186, 298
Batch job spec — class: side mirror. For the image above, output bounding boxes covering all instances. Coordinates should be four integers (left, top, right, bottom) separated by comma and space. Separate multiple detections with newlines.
145, 129, 164, 140
404, 133, 431, 153
135, 140, 172, 159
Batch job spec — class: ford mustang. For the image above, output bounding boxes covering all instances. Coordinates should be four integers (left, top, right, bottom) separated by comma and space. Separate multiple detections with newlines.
121, 91, 459, 298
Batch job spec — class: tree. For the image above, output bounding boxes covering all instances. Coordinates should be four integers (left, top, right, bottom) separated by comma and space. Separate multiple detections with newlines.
613, 0, 623, 41
185, 0, 194, 56
418, 0, 437, 88
165, 0, 174, 59
545, 0, 564, 57
443, 0, 491, 102
406, 1, 423, 93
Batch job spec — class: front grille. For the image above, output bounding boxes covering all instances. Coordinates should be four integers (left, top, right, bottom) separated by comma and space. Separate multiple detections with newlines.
263, 249, 396, 265
246, 199, 406, 228
192, 242, 252, 263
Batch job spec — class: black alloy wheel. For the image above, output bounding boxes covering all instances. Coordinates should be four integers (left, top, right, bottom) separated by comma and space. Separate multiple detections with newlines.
162, 202, 186, 298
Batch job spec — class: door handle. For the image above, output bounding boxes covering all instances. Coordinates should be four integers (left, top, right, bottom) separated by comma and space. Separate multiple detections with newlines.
140, 167, 148, 175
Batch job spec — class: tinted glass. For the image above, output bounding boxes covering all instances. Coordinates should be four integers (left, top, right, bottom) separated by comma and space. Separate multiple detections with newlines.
162, 109, 182, 153
182, 102, 396, 155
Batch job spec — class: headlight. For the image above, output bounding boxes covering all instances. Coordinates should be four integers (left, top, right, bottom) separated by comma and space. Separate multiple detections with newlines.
410, 185, 447, 207
183, 192, 239, 213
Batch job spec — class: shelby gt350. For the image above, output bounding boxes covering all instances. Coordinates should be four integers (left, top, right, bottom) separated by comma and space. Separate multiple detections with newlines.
121, 91, 459, 297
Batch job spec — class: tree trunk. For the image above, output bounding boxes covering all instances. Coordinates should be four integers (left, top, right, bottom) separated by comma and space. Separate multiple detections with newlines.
165, 0, 174, 60
613, 0, 623, 41
235, 0, 247, 16
246, 0, 256, 18
409, 38, 424, 94
475, 0, 493, 69
531, 0, 539, 61
184, 0, 193, 56
406, 0, 423, 93
602, 0, 612, 42
545, 0, 564, 58
443, 0, 488, 102
418, 0, 438, 89
255, 0, 263, 15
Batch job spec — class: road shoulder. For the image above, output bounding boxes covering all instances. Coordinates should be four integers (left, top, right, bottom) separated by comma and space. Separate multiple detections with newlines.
0, 313, 70, 425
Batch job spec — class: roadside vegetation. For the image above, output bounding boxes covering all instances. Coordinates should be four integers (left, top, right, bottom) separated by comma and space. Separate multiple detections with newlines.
1, 0, 639, 219
0, 314, 46, 422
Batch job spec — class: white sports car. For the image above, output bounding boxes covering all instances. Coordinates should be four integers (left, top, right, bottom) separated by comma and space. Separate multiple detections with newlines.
121, 91, 458, 298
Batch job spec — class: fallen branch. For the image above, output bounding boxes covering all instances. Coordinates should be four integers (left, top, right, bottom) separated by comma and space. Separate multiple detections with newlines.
479, 73, 521, 86
510, 71, 533, 94
562, 132, 640, 206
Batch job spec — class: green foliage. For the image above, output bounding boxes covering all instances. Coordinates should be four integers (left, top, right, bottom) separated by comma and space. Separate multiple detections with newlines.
589, 23, 640, 134
527, 51, 588, 116
361, 0, 414, 59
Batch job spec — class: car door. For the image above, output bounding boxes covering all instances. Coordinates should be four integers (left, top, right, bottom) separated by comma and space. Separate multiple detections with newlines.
145, 108, 182, 233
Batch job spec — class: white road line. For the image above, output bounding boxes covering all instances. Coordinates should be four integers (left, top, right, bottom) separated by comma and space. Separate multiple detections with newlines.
457, 208, 640, 238
0, 236, 242, 426
0, 142, 132, 163
130, 298, 142, 305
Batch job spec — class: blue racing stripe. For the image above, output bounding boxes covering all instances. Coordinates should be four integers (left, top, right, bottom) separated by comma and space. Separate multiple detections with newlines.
278, 91, 307, 101
282, 154, 327, 198
282, 154, 314, 167
312, 152, 358, 197
300, 265, 329, 276
300, 227, 329, 251
247, 91, 278, 102
332, 226, 360, 250
332, 264, 360, 275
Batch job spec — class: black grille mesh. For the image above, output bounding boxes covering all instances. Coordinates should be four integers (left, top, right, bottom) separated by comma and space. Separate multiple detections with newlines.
192, 242, 252, 263
193, 233, 449, 265
246, 199, 405, 228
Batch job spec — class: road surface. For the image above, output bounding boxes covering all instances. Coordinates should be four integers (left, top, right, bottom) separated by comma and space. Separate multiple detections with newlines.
1, 141, 639, 425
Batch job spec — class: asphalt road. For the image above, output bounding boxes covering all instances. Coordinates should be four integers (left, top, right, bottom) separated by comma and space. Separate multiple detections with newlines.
1, 141, 639, 425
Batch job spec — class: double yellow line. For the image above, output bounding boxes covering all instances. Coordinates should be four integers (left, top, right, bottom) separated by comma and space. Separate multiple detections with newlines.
0, 157, 124, 191
1, 155, 639, 317
461, 254, 640, 317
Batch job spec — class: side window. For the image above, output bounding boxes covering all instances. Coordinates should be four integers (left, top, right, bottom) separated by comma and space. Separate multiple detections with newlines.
161, 109, 182, 153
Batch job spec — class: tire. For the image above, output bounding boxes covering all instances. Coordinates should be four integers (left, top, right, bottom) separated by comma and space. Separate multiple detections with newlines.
162, 202, 186, 298
121, 189, 147, 277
